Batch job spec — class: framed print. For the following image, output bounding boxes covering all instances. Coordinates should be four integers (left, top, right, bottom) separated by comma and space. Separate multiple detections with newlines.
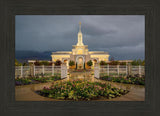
0, 0, 160, 116
15, 15, 145, 102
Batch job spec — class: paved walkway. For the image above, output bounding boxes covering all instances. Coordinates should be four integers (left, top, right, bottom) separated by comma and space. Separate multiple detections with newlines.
15, 72, 145, 101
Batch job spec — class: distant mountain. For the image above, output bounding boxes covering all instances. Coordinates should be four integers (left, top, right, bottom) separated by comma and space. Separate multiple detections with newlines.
15, 50, 54, 63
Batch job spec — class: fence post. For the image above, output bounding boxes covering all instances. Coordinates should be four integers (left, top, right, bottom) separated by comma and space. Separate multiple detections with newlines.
107, 64, 109, 76
42, 65, 44, 75
61, 63, 67, 79
117, 65, 119, 76
139, 65, 141, 77
34, 65, 35, 76
126, 65, 127, 76
127, 63, 132, 76
52, 65, 54, 76
21, 66, 23, 78
94, 63, 99, 78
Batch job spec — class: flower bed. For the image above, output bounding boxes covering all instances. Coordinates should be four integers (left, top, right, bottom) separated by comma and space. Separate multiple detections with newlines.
15, 76, 61, 86
100, 76, 145, 85
37, 80, 129, 101
72, 69, 86, 72
71, 69, 93, 72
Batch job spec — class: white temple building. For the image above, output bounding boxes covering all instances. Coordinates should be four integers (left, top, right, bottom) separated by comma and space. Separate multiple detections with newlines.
51, 22, 110, 69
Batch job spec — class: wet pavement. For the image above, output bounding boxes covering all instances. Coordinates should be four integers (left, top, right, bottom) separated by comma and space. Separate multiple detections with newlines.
15, 72, 145, 101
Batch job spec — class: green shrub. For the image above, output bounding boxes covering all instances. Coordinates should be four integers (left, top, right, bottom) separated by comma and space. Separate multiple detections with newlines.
100, 61, 107, 65
54, 60, 62, 66
15, 59, 22, 66
39, 61, 51, 66
15, 76, 61, 86
87, 60, 93, 66
131, 59, 145, 66
119, 62, 126, 65
69, 60, 75, 66
100, 76, 145, 85
109, 61, 119, 65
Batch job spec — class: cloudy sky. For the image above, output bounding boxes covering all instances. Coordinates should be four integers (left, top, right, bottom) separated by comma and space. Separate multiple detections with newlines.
16, 15, 145, 60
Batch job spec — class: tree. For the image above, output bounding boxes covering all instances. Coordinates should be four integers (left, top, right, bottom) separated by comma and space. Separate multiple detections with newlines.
137, 59, 142, 65
23, 62, 28, 66
131, 60, 137, 65
119, 62, 126, 65
109, 61, 119, 65
34, 60, 41, 66
69, 60, 75, 66
40, 61, 50, 66
142, 60, 145, 66
109, 56, 120, 65
87, 60, 93, 66
110, 56, 115, 61
15, 59, 22, 66
100, 61, 107, 65
54, 60, 62, 66
131, 59, 144, 66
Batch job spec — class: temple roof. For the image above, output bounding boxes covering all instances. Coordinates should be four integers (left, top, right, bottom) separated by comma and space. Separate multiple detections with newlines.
52, 51, 72, 55
89, 51, 109, 55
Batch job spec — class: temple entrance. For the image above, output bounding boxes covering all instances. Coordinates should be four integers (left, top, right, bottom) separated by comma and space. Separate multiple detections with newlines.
76, 56, 85, 69
77, 57, 83, 69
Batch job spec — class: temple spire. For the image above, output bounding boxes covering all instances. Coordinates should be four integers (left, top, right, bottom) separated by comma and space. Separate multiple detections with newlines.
77, 22, 84, 46
79, 21, 81, 32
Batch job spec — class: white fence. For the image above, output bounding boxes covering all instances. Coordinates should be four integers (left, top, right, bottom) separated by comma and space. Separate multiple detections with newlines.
15, 66, 61, 78
15, 65, 145, 79
131, 65, 145, 76
99, 65, 145, 78
15, 66, 30, 78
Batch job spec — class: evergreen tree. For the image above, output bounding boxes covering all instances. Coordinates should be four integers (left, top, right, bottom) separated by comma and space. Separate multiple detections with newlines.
15, 59, 22, 66
87, 60, 93, 66
69, 60, 75, 66
100, 61, 106, 65
54, 60, 62, 66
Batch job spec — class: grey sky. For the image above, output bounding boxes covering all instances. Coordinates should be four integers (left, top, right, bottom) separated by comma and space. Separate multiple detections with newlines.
16, 15, 145, 60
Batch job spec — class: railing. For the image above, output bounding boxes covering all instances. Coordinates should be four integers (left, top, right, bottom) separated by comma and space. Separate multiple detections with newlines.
15, 66, 61, 78
99, 65, 145, 78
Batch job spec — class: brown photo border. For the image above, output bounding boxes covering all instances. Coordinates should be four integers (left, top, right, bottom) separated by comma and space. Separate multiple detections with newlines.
0, 0, 160, 116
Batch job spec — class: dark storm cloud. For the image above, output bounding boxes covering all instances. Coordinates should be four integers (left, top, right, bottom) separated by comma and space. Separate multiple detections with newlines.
82, 22, 118, 36
16, 15, 144, 60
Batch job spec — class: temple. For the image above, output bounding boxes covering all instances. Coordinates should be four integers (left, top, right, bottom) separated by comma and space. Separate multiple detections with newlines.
51, 22, 110, 69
